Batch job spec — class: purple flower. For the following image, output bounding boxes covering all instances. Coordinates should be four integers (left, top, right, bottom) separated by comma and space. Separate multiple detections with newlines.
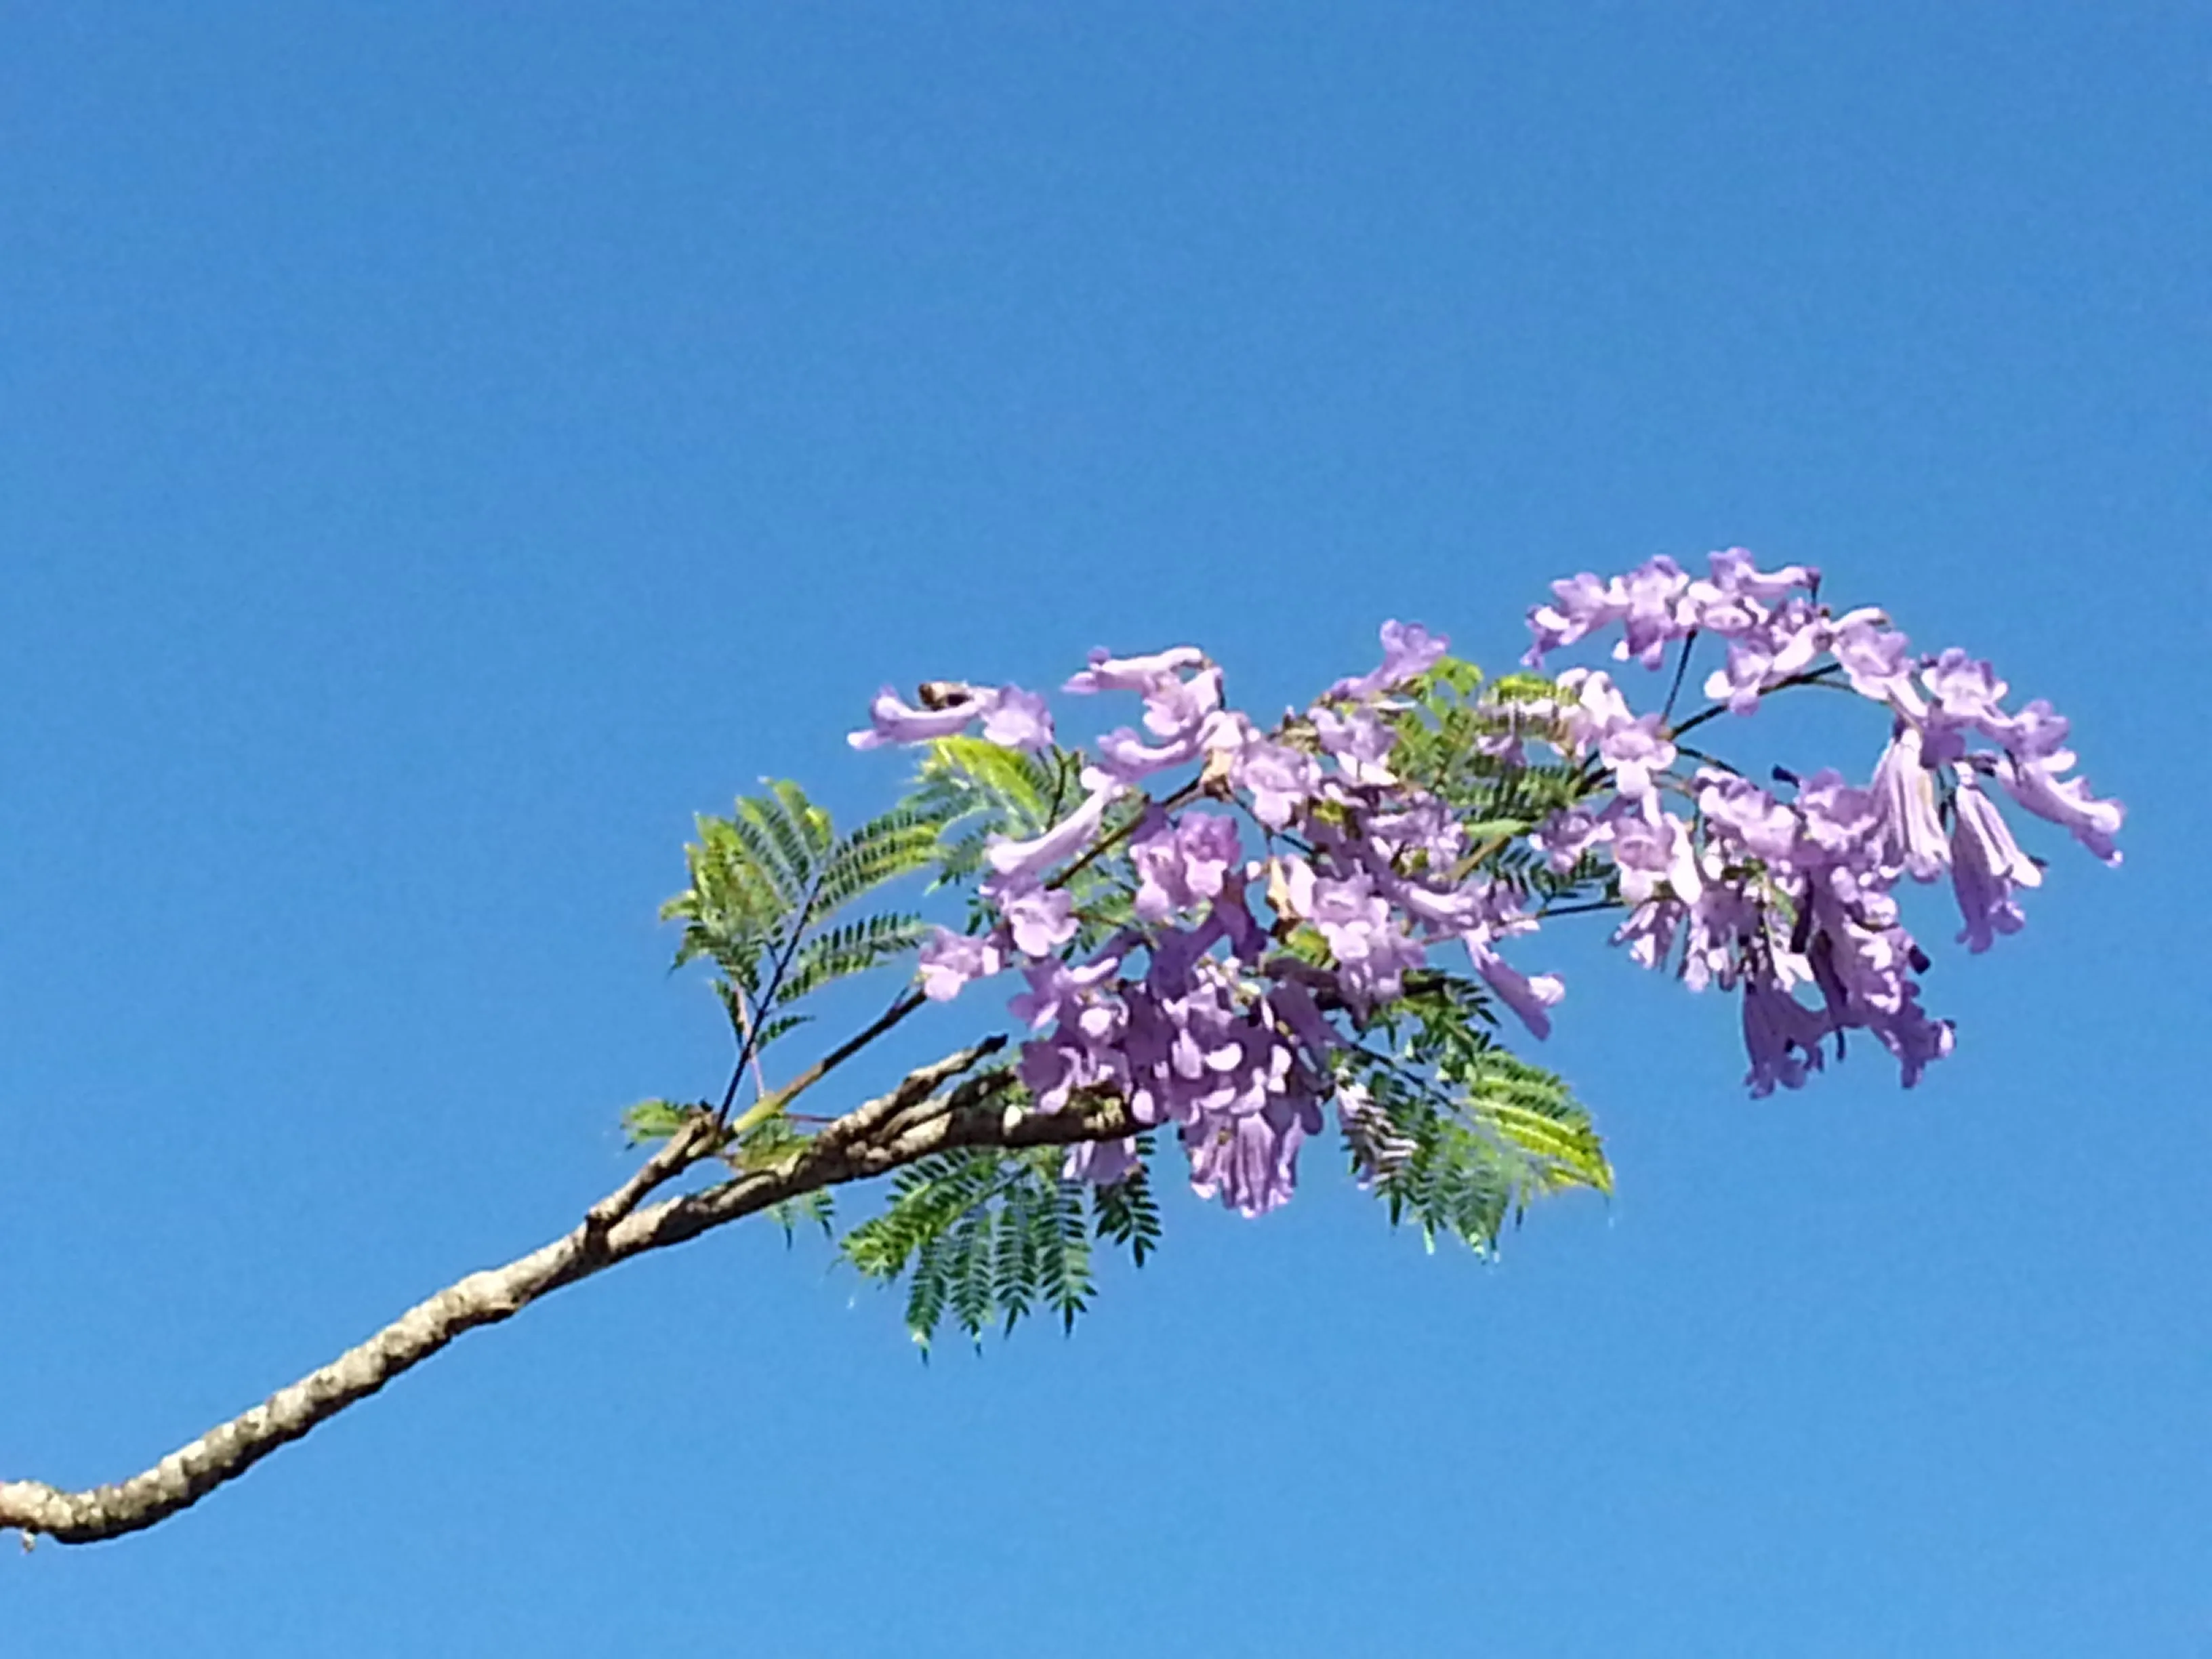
1328, 619, 1450, 702
1740, 972, 1831, 1097
1597, 712, 1677, 802
1948, 773, 2040, 951
1996, 752, 2124, 866
1141, 665, 1225, 737
1531, 805, 1612, 872
980, 687, 1055, 751
1700, 607, 1827, 716
1702, 546, 1818, 604
1612, 809, 1704, 905
1130, 810, 1242, 922
1697, 773, 1800, 866
1920, 648, 2013, 748
983, 773, 1126, 882
1997, 697, 2072, 764
1227, 733, 1324, 829
1525, 572, 1624, 667
1008, 952, 1126, 1031
1469, 943, 1565, 1040
1097, 722, 1211, 782
848, 684, 993, 750
1184, 1095, 1322, 1218
916, 928, 1006, 1002
1616, 556, 1695, 669
991, 880, 1078, 958
1828, 612, 1926, 718
1868, 724, 1949, 881
1556, 668, 1637, 756
1312, 705, 1399, 785
1064, 645, 1208, 695
1793, 770, 1879, 861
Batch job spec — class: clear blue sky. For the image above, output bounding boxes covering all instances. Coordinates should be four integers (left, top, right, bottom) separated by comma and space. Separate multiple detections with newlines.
5, 7, 2206, 1654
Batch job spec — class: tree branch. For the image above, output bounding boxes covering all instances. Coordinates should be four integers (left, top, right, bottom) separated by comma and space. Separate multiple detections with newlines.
0, 1044, 1133, 1548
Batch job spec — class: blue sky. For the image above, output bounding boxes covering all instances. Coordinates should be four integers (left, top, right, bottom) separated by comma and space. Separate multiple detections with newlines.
5, 6, 2207, 1653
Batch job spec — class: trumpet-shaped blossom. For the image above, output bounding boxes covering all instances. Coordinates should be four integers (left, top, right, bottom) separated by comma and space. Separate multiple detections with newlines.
1949, 773, 2040, 951
983, 774, 1125, 882
917, 928, 1006, 1002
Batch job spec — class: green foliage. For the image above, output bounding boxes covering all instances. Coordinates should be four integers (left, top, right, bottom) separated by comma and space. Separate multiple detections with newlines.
659, 783, 943, 1073
841, 1139, 1162, 1351
1346, 1039, 1611, 1254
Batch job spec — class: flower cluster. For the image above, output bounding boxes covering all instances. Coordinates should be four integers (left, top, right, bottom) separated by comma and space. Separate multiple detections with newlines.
1523, 549, 2123, 1094
853, 621, 1568, 1217
848, 549, 2121, 1212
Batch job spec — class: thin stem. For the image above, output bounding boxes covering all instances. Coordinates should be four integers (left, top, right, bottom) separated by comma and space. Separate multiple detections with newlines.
1539, 897, 1625, 919
1660, 628, 1700, 724
1046, 777, 1203, 892
1668, 663, 1846, 743
718, 866, 833, 1130
728, 988, 929, 1136
724, 984, 773, 1104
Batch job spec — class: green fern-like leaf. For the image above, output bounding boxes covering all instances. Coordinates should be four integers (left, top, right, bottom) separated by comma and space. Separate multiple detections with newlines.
1091, 1143, 1162, 1267
1347, 1046, 1610, 1255
772, 914, 932, 1007
841, 1143, 1122, 1350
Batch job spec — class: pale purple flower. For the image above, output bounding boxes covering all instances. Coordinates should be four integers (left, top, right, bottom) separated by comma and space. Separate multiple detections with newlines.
1525, 571, 1624, 667
1696, 773, 1801, 867
1468, 943, 1565, 1040
1996, 752, 2124, 866
1948, 773, 2040, 952
993, 880, 1078, 958
1612, 897, 1685, 970
1597, 712, 1677, 801
1828, 613, 1926, 718
1612, 556, 1695, 669
1312, 705, 1398, 785
983, 773, 1126, 882
1920, 648, 2012, 745
1868, 724, 1949, 880
1996, 697, 2072, 764
979, 687, 1055, 751
1008, 953, 1125, 1031
1698, 602, 1828, 714
1130, 811, 1242, 922
1740, 972, 1830, 1097
848, 684, 994, 750
1793, 770, 1879, 862
1703, 546, 1818, 604
1365, 798, 1466, 874
1328, 619, 1450, 702
1064, 646, 1208, 695
1185, 1095, 1322, 1218
1141, 665, 1225, 737
1227, 735, 1323, 829
1097, 722, 1212, 782
1612, 809, 1704, 905
916, 927, 1006, 1002
1556, 668, 1637, 756
1531, 805, 1612, 872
